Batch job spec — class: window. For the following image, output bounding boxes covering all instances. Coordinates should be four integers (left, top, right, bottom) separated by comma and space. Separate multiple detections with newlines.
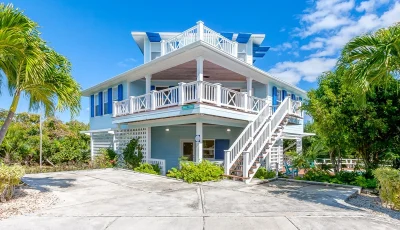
203, 140, 215, 159
277, 89, 282, 103
103, 90, 108, 114
155, 86, 168, 91
112, 87, 118, 101
94, 94, 100, 116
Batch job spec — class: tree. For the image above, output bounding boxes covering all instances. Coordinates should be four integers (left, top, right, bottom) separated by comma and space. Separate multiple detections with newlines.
0, 4, 81, 145
338, 23, 400, 93
303, 71, 400, 171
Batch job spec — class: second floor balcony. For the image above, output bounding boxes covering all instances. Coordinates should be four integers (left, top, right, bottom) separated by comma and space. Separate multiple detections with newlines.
113, 80, 268, 118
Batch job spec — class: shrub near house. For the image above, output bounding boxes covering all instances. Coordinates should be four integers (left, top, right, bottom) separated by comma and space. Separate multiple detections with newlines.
0, 164, 24, 202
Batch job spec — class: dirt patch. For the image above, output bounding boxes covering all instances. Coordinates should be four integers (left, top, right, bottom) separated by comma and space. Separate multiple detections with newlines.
0, 185, 58, 219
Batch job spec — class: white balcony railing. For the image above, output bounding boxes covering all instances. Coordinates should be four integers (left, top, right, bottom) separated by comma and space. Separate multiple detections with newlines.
113, 81, 267, 117
163, 21, 238, 58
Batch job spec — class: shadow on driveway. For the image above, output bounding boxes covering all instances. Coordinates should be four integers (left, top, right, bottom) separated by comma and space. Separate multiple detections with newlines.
22, 177, 76, 192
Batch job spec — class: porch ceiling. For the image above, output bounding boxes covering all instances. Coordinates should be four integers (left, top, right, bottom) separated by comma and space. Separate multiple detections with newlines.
152, 60, 246, 81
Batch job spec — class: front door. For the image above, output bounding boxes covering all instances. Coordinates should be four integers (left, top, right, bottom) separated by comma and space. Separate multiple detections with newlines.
181, 140, 195, 161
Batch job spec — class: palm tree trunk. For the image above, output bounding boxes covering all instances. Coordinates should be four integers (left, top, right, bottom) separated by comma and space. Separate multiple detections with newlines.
0, 90, 21, 145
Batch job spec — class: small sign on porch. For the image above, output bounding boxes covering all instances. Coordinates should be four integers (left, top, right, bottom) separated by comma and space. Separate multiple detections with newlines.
195, 135, 201, 143
182, 104, 195, 110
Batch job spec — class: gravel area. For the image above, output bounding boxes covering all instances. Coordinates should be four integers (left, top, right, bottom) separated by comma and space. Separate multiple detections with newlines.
0, 185, 58, 219
347, 193, 400, 223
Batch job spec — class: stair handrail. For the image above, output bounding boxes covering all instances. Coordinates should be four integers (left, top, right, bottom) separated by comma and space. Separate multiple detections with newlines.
224, 102, 271, 174
243, 97, 292, 177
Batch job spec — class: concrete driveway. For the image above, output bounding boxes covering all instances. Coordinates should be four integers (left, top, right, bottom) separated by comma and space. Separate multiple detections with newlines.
0, 169, 398, 230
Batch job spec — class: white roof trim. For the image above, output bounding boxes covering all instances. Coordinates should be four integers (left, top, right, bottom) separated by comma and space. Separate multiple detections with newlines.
82, 41, 306, 96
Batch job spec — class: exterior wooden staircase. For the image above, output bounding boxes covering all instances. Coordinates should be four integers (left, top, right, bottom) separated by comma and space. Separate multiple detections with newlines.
223, 97, 302, 183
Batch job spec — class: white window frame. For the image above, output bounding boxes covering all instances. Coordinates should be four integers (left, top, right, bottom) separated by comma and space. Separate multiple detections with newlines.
103, 90, 108, 115
180, 139, 195, 161
94, 93, 100, 116
112, 87, 118, 101
277, 88, 283, 103
202, 139, 215, 160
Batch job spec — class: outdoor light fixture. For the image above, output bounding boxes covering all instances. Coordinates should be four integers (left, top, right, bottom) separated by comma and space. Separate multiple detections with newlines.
227, 128, 231, 132
165, 128, 170, 132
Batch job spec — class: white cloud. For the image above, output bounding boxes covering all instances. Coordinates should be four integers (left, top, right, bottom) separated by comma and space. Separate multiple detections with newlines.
268, 58, 337, 85
270, 42, 293, 51
117, 58, 137, 67
356, 0, 390, 12
268, 0, 400, 86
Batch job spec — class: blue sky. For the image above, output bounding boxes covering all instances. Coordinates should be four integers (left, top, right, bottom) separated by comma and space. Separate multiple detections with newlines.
1, 0, 399, 123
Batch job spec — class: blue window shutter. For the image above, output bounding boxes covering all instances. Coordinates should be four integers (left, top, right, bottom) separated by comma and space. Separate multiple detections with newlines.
291, 93, 296, 100
98, 91, 103, 116
118, 84, 123, 101
151, 85, 155, 91
215, 139, 230, 160
282, 90, 287, 99
90, 95, 94, 117
107, 88, 112, 114
299, 97, 303, 101
272, 86, 277, 112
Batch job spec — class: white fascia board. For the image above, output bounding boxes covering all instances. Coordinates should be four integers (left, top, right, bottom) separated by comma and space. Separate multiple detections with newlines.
79, 128, 114, 134
82, 41, 306, 97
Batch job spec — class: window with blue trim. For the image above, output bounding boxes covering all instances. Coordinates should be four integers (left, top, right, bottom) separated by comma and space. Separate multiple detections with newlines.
103, 90, 108, 114
94, 94, 100, 116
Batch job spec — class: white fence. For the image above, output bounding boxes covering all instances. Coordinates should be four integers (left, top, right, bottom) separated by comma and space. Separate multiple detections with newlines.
113, 81, 267, 117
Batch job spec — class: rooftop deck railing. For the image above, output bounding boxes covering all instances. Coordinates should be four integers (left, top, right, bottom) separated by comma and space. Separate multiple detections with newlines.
163, 21, 238, 57
112, 81, 267, 117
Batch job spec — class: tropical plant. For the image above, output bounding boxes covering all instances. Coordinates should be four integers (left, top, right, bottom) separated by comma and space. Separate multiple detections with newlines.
93, 148, 117, 168
167, 160, 223, 183
374, 167, 400, 210
254, 167, 276, 180
134, 163, 161, 175
0, 4, 81, 145
122, 138, 143, 169
0, 163, 25, 202
338, 23, 400, 93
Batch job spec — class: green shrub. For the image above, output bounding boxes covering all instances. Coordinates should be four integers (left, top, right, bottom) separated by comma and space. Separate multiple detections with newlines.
254, 167, 276, 180
122, 138, 143, 169
167, 160, 223, 183
302, 168, 332, 182
352, 175, 377, 189
134, 163, 160, 175
0, 164, 25, 202
23, 163, 93, 174
374, 167, 400, 210
94, 148, 117, 168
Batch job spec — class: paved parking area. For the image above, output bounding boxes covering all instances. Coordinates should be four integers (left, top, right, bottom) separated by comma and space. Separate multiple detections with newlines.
0, 169, 398, 230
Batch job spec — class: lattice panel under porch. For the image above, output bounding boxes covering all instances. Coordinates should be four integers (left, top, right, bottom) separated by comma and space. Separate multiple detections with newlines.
114, 128, 148, 160
92, 133, 113, 155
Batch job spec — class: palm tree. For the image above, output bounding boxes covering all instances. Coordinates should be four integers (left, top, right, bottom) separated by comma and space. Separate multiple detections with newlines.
338, 23, 400, 92
0, 4, 81, 145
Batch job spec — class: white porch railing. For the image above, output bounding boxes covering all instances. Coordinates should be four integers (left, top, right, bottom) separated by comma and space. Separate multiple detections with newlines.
163, 21, 238, 57
147, 158, 166, 175
113, 81, 267, 117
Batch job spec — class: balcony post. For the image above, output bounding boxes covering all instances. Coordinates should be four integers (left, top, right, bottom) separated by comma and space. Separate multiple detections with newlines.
178, 82, 185, 105
233, 41, 238, 58
112, 101, 117, 117
197, 81, 203, 103
145, 74, 152, 94
161, 40, 166, 56
215, 83, 222, 106
150, 90, 156, 110
195, 122, 203, 163
130, 96, 135, 114
246, 77, 253, 96
196, 21, 204, 41
243, 92, 248, 112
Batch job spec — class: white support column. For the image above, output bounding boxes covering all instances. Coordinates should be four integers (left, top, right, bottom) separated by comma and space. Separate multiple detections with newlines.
161, 40, 166, 56
246, 77, 253, 96
90, 134, 94, 161
196, 21, 204, 41
296, 138, 302, 154
196, 57, 204, 81
145, 74, 152, 94
147, 127, 152, 162
195, 122, 203, 163
243, 92, 248, 112
215, 83, 222, 106
178, 82, 185, 105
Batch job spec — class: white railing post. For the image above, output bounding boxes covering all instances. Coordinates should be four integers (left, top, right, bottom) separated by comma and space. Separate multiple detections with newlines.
224, 151, 230, 175
130, 96, 135, 114
197, 81, 203, 103
150, 90, 156, 110
178, 82, 185, 105
215, 83, 222, 106
161, 40, 166, 56
243, 93, 248, 112
113, 101, 117, 117
233, 41, 238, 57
196, 21, 204, 41
243, 151, 249, 178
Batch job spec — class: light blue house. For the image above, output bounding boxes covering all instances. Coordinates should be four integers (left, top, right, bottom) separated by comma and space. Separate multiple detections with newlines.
82, 21, 308, 182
